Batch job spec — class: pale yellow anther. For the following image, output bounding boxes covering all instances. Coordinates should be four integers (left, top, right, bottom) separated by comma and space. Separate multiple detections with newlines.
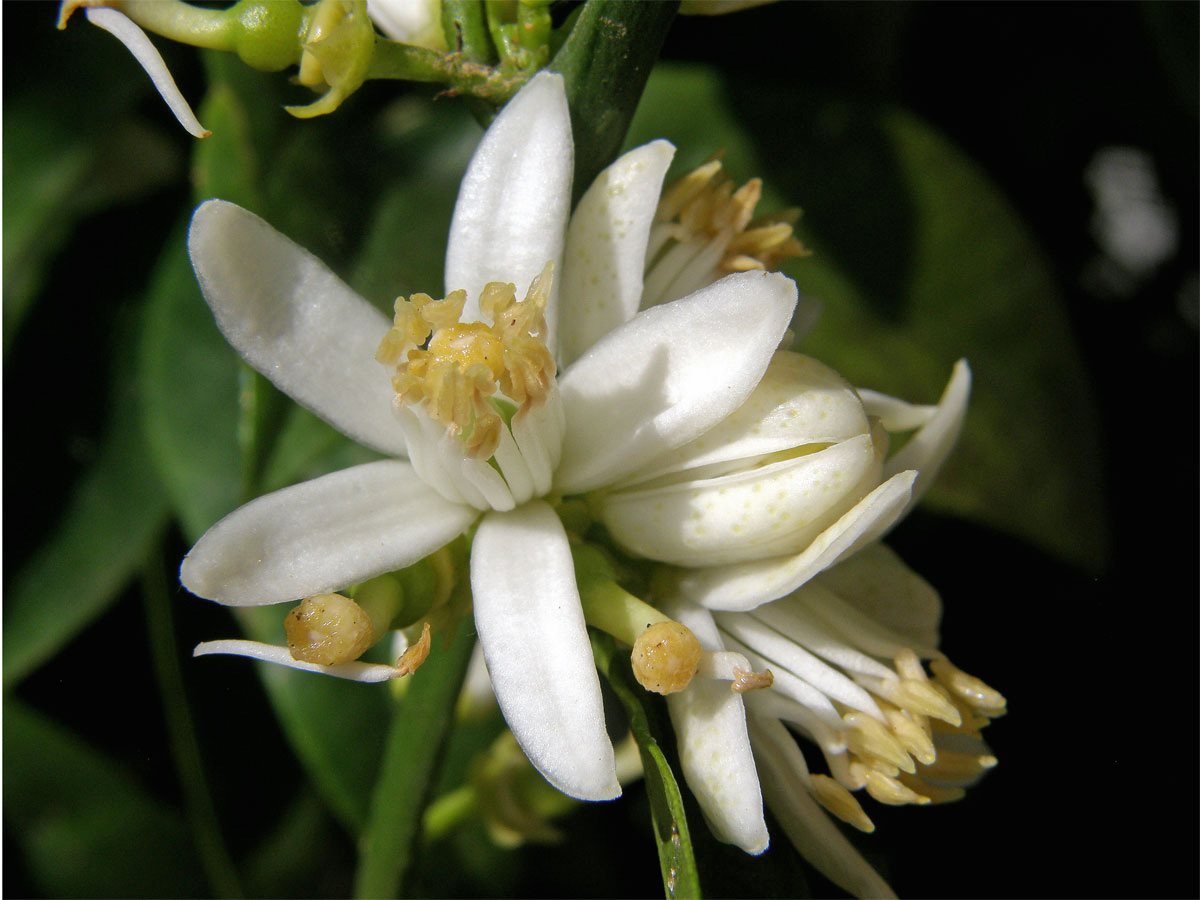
652, 157, 806, 276
876, 674, 963, 727
853, 763, 932, 807
284, 593, 375, 666
395, 621, 432, 676
377, 266, 557, 460
731, 666, 774, 694
882, 706, 937, 766
810, 774, 875, 833
843, 711, 916, 774
631, 621, 702, 695
929, 658, 1008, 715
897, 773, 967, 805
920, 749, 999, 781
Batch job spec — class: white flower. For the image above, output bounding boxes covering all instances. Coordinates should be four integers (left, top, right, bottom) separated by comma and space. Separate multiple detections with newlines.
366, 0, 446, 49
180, 72, 797, 802
666, 358, 972, 612
657, 546, 1005, 898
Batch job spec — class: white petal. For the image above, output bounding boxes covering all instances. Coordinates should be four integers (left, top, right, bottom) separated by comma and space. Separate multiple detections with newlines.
194, 639, 408, 682
188, 200, 407, 457
750, 716, 896, 900
676, 471, 918, 611
600, 434, 880, 567
882, 359, 971, 506
659, 597, 769, 854
559, 140, 676, 367
83, 8, 209, 139
616, 352, 871, 487
811, 544, 943, 651
856, 389, 938, 432
181, 460, 478, 606
470, 503, 619, 801
444, 71, 573, 352
556, 271, 797, 493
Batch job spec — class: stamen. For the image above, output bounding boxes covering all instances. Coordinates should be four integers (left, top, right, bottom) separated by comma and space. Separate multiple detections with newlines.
395, 621, 432, 676
810, 774, 875, 833
929, 658, 1008, 715
631, 621, 702, 695
731, 667, 775, 694
284, 593, 375, 666
842, 711, 916, 775
644, 155, 807, 308
852, 763, 932, 806
377, 263, 557, 461
896, 773, 967, 804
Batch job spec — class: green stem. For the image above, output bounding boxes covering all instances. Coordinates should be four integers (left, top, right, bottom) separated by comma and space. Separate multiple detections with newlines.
440, 0, 496, 63
368, 39, 530, 104
117, 0, 236, 50
353, 613, 477, 899
141, 551, 243, 898
579, 579, 669, 647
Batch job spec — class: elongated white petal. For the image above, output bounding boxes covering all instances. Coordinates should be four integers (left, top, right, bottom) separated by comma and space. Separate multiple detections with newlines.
659, 596, 769, 854
560, 140, 676, 366
601, 434, 880, 567
181, 460, 478, 606
750, 717, 896, 900
556, 271, 797, 493
188, 200, 406, 457
883, 359, 971, 506
677, 470, 917, 611
470, 503, 619, 801
84, 8, 210, 138
856, 389, 938, 432
811, 544, 943, 651
445, 72, 573, 351
617, 352, 871, 487
194, 640, 408, 682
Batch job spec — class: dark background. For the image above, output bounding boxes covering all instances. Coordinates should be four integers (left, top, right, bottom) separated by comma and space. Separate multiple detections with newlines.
5, 2, 1197, 897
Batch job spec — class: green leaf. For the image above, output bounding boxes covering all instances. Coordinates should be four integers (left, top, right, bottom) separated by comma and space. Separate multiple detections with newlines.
3, 319, 170, 688
626, 64, 1106, 572
591, 632, 701, 900
2, 97, 179, 354
550, 0, 679, 200
4, 700, 207, 897
354, 620, 477, 898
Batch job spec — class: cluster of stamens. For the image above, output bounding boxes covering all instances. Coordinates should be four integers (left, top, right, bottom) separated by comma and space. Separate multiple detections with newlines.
376, 263, 557, 460
643, 156, 808, 308
811, 648, 1005, 830
718, 590, 1006, 834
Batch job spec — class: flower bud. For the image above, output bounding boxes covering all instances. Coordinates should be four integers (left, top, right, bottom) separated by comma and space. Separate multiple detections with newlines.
598, 352, 885, 567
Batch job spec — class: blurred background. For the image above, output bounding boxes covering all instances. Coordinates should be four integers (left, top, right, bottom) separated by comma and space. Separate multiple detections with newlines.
5, 2, 1197, 897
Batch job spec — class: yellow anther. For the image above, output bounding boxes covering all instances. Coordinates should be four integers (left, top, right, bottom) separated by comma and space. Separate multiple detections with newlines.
929, 658, 1008, 715
843, 711, 916, 775
875, 673, 963, 727
882, 706, 937, 766
852, 763, 932, 807
284, 593, 375, 666
897, 773, 967, 805
653, 157, 806, 276
920, 749, 999, 781
631, 621, 702, 695
395, 621, 432, 676
731, 666, 774, 694
810, 774, 875, 833
377, 266, 557, 459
